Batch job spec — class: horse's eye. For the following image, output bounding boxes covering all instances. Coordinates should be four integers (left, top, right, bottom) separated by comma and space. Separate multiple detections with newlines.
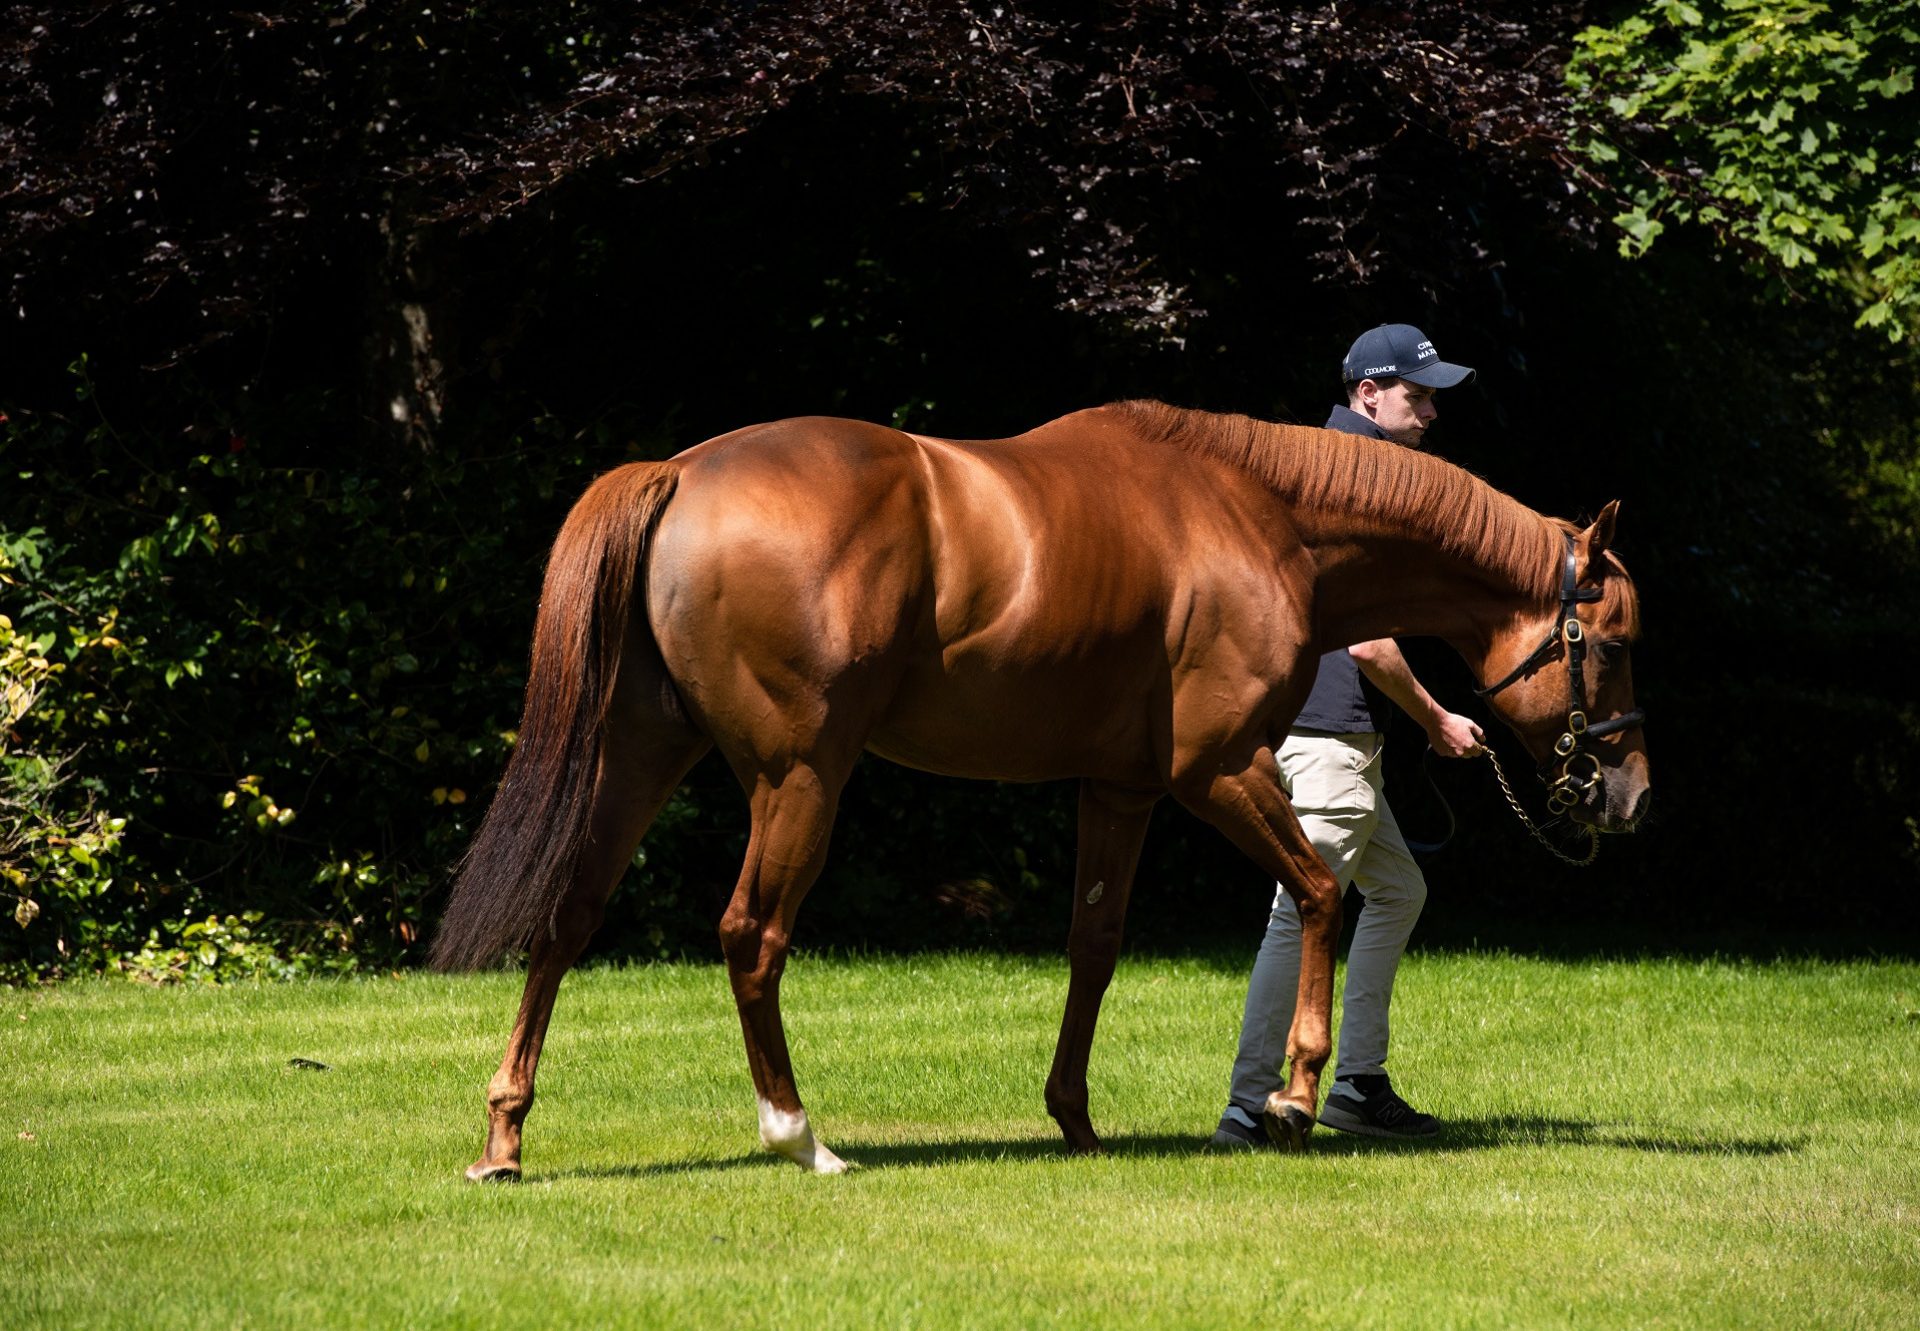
1595, 639, 1628, 664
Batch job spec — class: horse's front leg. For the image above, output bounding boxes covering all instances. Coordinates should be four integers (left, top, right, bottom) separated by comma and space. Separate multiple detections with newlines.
1174, 746, 1343, 1150
1044, 780, 1160, 1154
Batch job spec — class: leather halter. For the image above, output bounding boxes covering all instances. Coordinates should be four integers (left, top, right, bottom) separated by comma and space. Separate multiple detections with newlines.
1475, 534, 1646, 813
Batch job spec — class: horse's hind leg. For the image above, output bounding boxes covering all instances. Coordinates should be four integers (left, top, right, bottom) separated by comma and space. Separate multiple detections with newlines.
717, 759, 851, 1173
468, 724, 709, 1182
1044, 780, 1159, 1154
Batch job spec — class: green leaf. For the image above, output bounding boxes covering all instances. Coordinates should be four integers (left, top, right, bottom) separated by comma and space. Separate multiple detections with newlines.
1777, 237, 1818, 267
1615, 208, 1666, 254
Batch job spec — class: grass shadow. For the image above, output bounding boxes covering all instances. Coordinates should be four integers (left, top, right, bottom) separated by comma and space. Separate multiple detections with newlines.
537, 1118, 1799, 1181
836, 1132, 1207, 1168
540, 1132, 1203, 1181
1305, 1114, 1802, 1158
543, 1155, 771, 1181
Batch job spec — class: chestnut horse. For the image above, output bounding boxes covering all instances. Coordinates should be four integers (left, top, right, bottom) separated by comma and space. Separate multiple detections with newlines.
432, 401, 1649, 1178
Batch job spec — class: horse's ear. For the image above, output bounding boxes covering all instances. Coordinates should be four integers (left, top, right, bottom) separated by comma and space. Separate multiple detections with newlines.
1578, 501, 1620, 582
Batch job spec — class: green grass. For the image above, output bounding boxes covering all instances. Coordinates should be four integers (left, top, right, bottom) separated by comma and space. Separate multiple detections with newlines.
5, 950, 1918, 1329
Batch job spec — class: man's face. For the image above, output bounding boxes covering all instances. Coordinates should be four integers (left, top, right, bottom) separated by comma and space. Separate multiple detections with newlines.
1356, 377, 1439, 447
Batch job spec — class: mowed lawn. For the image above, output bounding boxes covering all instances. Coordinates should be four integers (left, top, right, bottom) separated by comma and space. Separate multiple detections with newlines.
5, 950, 1917, 1330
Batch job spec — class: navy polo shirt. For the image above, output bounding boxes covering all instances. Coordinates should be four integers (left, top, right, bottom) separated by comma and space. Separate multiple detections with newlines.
1292, 405, 1393, 734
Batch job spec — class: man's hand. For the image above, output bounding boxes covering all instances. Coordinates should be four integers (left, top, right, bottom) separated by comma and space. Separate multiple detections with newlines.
1350, 639, 1486, 759
1427, 711, 1485, 760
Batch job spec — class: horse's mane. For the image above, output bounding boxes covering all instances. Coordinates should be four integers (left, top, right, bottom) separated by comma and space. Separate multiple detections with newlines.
1108, 400, 1636, 625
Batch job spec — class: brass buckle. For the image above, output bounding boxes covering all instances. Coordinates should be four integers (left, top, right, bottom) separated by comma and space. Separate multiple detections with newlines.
1563, 618, 1584, 645
1555, 732, 1577, 757
1564, 752, 1602, 790
1568, 710, 1588, 735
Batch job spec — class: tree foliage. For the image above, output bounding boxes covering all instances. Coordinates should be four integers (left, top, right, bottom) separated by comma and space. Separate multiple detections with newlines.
1570, 0, 1920, 337
425, 1, 1593, 336
2, 1, 1589, 372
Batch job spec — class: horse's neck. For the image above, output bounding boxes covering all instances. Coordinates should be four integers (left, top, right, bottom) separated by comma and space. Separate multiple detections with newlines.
1300, 519, 1550, 666
1206, 412, 1556, 657
1098, 402, 1557, 660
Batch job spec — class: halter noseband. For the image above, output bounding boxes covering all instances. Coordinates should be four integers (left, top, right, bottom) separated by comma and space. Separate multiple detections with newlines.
1475, 534, 1646, 813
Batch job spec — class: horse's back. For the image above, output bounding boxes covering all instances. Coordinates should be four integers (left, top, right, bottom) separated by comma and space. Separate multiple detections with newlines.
645, 410, 1312, 780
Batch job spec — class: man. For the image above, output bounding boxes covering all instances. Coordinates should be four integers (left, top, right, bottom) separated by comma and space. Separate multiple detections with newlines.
1212, 323, 1486, 1147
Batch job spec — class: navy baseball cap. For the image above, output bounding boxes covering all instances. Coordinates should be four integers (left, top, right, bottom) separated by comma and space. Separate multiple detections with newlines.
1341, 324, 1475, 389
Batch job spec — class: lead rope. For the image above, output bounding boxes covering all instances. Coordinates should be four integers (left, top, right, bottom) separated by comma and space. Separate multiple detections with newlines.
1400, 745, 1458, 855
1481, 747, 1599, 867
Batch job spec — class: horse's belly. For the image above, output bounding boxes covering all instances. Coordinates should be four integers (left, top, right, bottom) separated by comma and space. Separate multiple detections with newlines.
865, 660, 1164, 785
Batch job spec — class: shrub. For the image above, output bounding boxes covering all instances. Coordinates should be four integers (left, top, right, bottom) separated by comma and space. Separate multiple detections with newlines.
0, 363, 707, 980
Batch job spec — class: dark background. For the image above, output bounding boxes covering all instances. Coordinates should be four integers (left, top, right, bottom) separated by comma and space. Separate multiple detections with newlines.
3, 3, 1915, 979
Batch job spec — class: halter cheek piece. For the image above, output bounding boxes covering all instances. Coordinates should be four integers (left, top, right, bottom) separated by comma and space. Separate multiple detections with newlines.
1474, 534, 1647, 814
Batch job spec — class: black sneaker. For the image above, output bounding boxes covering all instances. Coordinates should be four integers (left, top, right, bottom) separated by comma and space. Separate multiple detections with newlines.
1207, 1109, 1275, 1151
1317, 1079, 1440, 1138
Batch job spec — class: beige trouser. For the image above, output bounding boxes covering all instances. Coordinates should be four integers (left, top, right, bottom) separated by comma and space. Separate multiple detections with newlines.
1227, 731, 1428, 1114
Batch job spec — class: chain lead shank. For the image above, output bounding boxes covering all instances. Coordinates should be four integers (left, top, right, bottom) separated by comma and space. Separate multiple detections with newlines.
1482, 748, 1599, 867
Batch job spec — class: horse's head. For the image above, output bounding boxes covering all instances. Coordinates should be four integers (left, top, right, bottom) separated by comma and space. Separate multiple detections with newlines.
1476, 501, 1649, 833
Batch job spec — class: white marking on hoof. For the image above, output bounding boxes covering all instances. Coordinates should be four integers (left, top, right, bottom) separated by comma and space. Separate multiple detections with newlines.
1085, 880, 1105, 905
758, 1097, 849, 1174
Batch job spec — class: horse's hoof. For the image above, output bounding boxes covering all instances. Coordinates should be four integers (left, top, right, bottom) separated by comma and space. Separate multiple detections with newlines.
465, 1161, 522, 1183
1262, 1097, 1316, 1152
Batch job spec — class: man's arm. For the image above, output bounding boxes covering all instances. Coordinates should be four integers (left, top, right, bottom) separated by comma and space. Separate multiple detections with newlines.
1348, 639, 1484, 758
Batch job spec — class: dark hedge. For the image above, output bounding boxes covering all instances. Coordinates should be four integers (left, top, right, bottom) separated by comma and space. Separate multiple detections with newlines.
4, 2, 1916, 980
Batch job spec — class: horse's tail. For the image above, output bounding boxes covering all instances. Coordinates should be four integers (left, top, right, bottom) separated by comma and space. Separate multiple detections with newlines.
430, 462, 681, 972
